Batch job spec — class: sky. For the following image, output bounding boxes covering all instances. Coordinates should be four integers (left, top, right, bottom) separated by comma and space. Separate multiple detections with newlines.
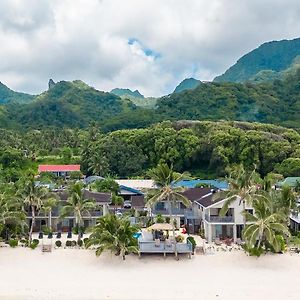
0, 0, 300, 97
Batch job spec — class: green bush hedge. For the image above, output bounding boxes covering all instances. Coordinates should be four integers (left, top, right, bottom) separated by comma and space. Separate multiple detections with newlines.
9, 239, 18, 248
55, 240, 62, 247
66, 240, 72, 247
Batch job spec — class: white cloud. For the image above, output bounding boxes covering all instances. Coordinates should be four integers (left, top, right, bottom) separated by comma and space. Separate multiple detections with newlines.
0, 0, 299, 96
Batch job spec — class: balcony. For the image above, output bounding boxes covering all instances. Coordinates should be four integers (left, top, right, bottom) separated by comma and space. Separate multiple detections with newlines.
152, 208, 186, 216
205, 215, 234, 223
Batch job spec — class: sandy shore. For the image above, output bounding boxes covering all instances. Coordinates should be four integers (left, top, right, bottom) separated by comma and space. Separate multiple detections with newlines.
0, 246, 299, 300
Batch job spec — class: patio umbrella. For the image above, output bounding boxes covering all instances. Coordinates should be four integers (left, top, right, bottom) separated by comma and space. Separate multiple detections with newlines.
147, 223, 173, 231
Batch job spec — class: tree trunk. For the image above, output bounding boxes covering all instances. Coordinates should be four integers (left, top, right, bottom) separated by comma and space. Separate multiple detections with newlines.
77, 224, 81, 244
48, 210, 52, 230
29, 206, 35, 243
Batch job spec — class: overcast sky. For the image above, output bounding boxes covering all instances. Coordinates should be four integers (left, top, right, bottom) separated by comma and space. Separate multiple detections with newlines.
0, 0, 300, 97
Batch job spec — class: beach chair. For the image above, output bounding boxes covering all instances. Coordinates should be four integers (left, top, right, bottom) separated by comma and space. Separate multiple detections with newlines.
214, 237, 222, 246
155, 239, 160, 247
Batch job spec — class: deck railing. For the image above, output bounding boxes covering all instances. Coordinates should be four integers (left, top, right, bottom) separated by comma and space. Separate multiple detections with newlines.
205, 215, 234, 223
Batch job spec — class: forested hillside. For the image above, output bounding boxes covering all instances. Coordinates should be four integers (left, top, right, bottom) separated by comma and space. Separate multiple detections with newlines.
0, 82, 34, 104
157, 70, 300, 128
214, 38, 300, 83
1, 121, 299, 181
4, 80, 137, 129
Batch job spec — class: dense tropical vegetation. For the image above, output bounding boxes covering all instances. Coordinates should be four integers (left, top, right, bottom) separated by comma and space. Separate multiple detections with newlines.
0, 120, 299, 181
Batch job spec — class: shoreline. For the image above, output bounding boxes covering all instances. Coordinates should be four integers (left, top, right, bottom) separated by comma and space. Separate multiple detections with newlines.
0, 247, 299, 300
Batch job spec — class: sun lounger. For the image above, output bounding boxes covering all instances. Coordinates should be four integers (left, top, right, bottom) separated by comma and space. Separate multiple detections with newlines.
214, 237, 222, 246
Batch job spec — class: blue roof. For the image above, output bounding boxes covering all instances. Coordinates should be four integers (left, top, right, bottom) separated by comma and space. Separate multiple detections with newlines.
119, 185, 144, 195
173, 179, 228, 190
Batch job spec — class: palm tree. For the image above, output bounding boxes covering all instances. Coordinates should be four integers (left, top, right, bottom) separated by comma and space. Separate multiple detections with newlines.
41, 197, 58, 230
20, 173, 56, 242
274, 185, 297, 217
59, 183, 97, 242
147, 163, 191, 257
220, 164, 260, 229
87, 214, 139, 260
0, 186, 26, 240
88, 152, 109, 177
243, 198, 290, 253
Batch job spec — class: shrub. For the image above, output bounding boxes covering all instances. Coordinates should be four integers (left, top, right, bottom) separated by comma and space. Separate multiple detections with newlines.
187, 236, 197, 252
71, 240, 77, 247
9, 239, 18, 248
175, 235, 184, 243
41, 225, 52, 235
156, 214, 164, 223
20, 239, 28, 246
198, 228, 205, 239
83, 237, 89, 246
66, 240, 72, 247
55, 240, 62, 247
77, 240, 83, 247
30, 241, 38, 249
242, 245, 264, 257
165, 216, 170, 224
32, 239, 39, 245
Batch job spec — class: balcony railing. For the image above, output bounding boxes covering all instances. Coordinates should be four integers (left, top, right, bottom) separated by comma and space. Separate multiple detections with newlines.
205, 215, 234, 223
152, 208, 186, 216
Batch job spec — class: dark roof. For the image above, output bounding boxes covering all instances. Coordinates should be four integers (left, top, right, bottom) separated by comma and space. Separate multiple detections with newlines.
181, 187, 212, 202
56, 189, 111, 204
131, 195, 145, 208
195, 193, 225, 208
181, 187, 225, 208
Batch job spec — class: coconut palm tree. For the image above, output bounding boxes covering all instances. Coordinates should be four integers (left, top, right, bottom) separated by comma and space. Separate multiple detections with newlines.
0, 186, 26, 239
243, 198, 290, 254
220, 164, 260, 228
41, 197, 58, 230
274, 185, 297, 217
87, 214, 139, 260
88, 152, 109, 177
147, 163, 191, 257
59, 183, 97, 242
19, 173, 56, 242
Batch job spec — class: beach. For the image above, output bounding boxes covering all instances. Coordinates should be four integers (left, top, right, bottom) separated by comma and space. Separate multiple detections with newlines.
0, 246, 299, 300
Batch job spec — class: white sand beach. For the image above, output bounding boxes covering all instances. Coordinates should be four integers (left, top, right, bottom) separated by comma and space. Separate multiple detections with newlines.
0, 246, 300, 300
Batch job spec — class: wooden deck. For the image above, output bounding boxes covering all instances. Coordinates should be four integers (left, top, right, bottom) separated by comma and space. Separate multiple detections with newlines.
138, 240, 193, 258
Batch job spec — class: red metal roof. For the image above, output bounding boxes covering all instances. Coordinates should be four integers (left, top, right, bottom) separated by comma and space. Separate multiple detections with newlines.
38, 165, 80, 173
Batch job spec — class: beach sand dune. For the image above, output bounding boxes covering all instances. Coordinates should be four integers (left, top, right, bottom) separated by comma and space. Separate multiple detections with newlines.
0, 247, 299, 300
